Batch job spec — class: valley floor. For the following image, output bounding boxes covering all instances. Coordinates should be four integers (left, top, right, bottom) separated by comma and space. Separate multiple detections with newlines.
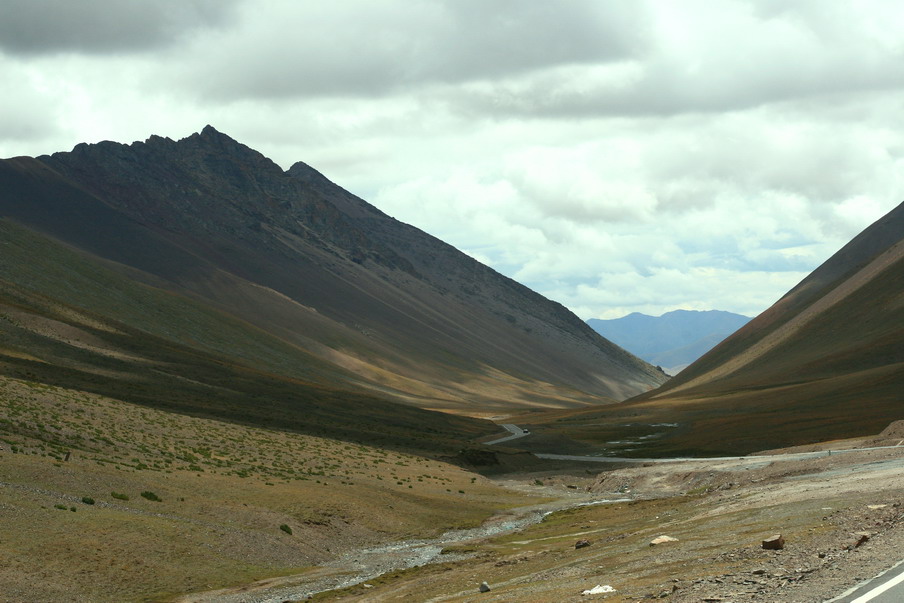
171, 434, 904, 603
3, 373, 903, 603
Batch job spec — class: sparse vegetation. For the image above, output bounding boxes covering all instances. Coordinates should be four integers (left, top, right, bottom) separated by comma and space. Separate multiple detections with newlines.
140, 491, 161, 502
0, 373, 537, 602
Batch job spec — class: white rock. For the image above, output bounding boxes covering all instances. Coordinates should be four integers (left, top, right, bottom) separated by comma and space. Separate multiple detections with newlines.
479, 581, 491, 593
650, 535, 679, 546
582, 584, 616, 595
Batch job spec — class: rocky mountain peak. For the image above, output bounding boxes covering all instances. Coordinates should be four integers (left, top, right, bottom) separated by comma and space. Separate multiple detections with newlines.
287, 159, 332, 188
200, 123, 223, 137
3, 127, 669, 408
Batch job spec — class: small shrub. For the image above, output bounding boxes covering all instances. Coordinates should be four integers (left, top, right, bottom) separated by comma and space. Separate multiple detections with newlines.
279, 524, 293, 535
70, 506, 77, 512
111, 491, 129, 501
54, 504, 67, 510
81, 497, 95, 505
140, 491, 162, 502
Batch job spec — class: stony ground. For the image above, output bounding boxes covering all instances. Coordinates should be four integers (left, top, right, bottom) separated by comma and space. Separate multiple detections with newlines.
282, 425, 904, 602
5, 376, 903, 603
588, 447, 904, 602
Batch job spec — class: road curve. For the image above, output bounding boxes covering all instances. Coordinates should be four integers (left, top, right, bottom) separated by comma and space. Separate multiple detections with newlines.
484, 424, 530, 445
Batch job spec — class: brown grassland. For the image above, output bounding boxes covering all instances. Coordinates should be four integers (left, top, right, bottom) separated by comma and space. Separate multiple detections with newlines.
0, 377, 543, 602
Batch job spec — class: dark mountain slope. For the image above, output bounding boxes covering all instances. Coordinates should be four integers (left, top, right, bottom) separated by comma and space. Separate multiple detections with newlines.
1, 127, 666, 414
0, 219, 493, 454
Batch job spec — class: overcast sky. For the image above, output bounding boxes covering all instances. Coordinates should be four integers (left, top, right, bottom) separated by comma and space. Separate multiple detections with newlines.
2, 0, 902, 319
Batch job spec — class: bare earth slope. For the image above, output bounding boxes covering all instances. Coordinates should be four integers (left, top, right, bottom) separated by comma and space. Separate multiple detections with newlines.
0, 127, 665, 414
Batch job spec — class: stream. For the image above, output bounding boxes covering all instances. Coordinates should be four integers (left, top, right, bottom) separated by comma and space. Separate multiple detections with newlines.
187, 493, 626, 602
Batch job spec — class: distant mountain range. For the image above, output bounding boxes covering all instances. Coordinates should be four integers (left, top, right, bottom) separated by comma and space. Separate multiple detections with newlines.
587, 310, 751, 374
0, 126, 666, 445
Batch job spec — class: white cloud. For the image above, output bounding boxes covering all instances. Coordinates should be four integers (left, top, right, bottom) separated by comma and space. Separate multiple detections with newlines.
1, 0, 902, 321
166, 0, 645, 101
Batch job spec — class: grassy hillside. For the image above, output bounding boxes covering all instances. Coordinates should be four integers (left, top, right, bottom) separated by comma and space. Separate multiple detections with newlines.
0, 218, 559, 601
0, 219, 497, 453
0, 376, 541, 602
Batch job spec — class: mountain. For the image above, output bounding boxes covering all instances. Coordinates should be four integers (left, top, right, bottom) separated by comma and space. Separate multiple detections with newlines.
646, 201, 903, 402
587, 310, 751, 374
524, 201, 903, 457
0, 126, 666, 432
632, 200, 904, 453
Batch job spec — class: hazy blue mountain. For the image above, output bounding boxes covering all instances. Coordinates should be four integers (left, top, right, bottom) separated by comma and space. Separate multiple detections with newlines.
587, 310, 751, 374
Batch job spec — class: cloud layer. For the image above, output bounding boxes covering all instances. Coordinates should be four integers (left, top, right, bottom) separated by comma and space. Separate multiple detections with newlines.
2, 0, 902, 319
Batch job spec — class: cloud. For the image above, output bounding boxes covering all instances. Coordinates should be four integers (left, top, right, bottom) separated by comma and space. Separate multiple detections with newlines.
1, 0, 902, 322
446, 0, 904, 119
0, 58, 61, 142
369, 109, 898, 321
0, 0, 239, 55
169, 0, 647, 100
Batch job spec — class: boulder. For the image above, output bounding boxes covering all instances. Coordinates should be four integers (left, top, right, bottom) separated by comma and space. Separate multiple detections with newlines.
479, 581, 491, 593
650, 535, 679, 546
575, 539, 592, 549
762, 534, 784, 550
581, 584, 616, 595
